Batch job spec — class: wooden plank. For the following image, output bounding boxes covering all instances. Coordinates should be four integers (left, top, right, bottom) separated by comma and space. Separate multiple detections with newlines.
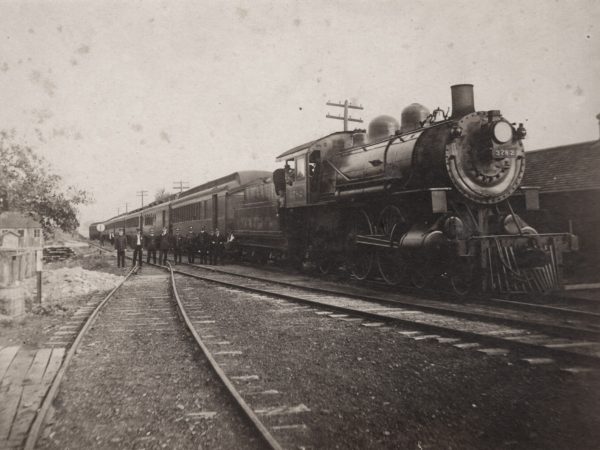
41, 348, 65, 384
23, 349, 52, 386
0, 350, 35, 391
8, 384, 48, 443
0, 385, 23, 441
0, 347, 20, 384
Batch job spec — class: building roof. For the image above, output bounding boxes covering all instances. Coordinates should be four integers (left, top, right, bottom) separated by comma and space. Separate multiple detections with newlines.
523, 140, 600, 193
0, 211, 41, 229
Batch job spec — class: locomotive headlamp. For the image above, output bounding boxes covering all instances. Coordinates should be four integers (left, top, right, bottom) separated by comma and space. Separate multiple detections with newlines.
516, 123, 527, 139
492, 121, 513, 144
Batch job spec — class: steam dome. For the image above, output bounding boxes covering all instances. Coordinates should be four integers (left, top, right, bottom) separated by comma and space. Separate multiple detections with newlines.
400, 103, 430, 133
368, 115, 400, 141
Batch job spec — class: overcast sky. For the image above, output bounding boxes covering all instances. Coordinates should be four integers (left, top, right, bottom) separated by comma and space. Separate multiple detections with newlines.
1, 0, 598, 232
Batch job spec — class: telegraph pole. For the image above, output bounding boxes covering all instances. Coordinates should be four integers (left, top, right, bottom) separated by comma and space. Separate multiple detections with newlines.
124, 202, 129, 213
136, 190, 148, 208
172, 180, 190, 194
326, 100, 364, 131
137, 190, 148, 229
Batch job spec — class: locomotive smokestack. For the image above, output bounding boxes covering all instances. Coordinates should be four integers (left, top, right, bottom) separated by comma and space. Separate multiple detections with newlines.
451, 84, 475, 118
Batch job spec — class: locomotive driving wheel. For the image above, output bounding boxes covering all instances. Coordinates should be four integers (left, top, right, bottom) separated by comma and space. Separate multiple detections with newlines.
317, 258, 334, 275
345, 209, 374, 280
376, 205, 409, 285
408, 255, 432, 289
410, 268, 428, 288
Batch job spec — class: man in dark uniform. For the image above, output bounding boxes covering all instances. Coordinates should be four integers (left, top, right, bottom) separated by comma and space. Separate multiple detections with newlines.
114, 229, 127, 268
210, 228, 225, 265
198, 226, 209, 264
132, 228, 144, 269
158, 227, 170, 265
145, 229, 158, 264
186, 226, 196, 263
173, 228, 184, 264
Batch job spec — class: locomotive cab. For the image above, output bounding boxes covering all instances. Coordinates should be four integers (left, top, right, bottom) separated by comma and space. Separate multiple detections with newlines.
283, 154, 308, 207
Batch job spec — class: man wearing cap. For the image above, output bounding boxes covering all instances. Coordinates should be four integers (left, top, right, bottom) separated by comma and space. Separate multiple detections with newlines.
132, 228, 144, 269
158, 227, 170, 265
186, 226, 197, 263
114, 229, 127, 268
145, 229, 158, 264
198, 226, 209, 264
210, 228, 225, 265
173, 228, 184, 264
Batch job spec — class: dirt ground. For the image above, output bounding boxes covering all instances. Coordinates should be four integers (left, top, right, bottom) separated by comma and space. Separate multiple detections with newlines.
0, 244, 124, 350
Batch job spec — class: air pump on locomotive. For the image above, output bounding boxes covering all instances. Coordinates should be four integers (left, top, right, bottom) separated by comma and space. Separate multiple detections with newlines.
271, 84, 577, 294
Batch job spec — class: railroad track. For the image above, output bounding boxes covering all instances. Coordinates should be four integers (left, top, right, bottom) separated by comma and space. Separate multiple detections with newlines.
164, 262, 600, 370
87, 242, 600, 366
26, 264, 284, 450
88, 241, 599, 331
170, 261, 600, 338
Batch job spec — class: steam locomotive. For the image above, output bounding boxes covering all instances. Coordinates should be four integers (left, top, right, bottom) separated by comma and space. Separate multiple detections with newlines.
93, 84, 577, 295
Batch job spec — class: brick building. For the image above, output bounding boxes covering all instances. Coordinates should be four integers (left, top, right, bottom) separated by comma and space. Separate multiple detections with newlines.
521, 134, 600, 282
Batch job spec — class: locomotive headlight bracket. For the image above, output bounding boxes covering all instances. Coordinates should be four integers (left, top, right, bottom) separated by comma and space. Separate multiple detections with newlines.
491, 120, 513, 144
516, 123, 527, 139
450, 125, 463, 139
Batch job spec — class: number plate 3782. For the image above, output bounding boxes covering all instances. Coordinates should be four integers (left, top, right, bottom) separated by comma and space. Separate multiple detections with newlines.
493, 148, 517, 158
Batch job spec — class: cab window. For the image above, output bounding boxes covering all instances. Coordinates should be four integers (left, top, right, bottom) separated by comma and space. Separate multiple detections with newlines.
295, 155, 306, 180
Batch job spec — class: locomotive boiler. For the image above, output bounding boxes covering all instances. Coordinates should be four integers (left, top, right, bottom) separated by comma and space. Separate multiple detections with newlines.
269, 84, 577, 294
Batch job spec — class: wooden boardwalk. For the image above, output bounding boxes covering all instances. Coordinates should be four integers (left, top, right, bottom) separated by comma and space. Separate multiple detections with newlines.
0, 346, 64, 449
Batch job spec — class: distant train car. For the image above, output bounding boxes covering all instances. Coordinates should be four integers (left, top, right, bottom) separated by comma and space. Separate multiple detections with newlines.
170, 171, 270, 234
104, 210, 140, 246
141, 201, 171, 235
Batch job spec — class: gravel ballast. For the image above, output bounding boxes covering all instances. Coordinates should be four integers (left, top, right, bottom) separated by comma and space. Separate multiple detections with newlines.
38, 268, 264, 449
175, 275, 600, 450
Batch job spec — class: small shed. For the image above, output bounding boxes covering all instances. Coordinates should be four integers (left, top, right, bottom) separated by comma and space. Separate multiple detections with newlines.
0, 211, 43, 249
0, 211, 43, 289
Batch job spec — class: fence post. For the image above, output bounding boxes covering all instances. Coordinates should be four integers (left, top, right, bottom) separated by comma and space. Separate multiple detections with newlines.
36, 249, 43, 304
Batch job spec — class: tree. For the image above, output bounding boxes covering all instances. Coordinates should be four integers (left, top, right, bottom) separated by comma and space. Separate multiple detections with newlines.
154, 187, 171, 203
0, 130, 92, 233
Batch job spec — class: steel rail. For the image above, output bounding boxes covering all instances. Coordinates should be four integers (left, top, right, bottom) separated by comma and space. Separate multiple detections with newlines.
24, 266, 137, 450
168, 265, 600, 368
182, 262, 600, 341
488, 296, 600, 321
167, 263, 283, 450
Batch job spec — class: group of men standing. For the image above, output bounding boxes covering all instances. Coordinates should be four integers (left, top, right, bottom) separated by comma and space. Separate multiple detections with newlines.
113, 226, 227, 269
